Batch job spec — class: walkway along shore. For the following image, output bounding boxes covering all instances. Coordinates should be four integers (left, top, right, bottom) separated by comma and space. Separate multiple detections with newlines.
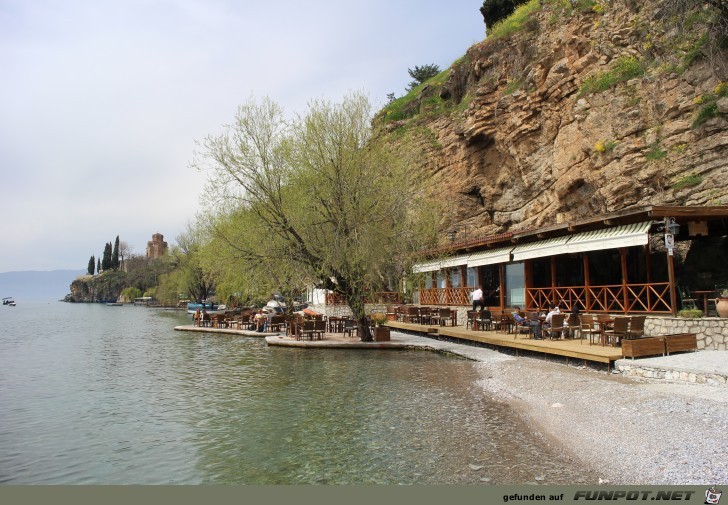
174, 325, 728, 484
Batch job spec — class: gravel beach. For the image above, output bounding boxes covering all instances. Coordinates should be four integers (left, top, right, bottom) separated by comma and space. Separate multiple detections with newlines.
473, 355, 728, 485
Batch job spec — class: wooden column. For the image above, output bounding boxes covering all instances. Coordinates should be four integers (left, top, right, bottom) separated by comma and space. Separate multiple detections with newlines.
550, 256, 557, 306
583, 253, 591, 312
620, 248, 629, 314
667, 251, 678, 316
524, 260, 533, 310
499, 263, 506, 309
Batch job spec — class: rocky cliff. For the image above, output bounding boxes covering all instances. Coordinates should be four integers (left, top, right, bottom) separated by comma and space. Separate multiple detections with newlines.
66, 271, 127, 303
376, 0, 728, 242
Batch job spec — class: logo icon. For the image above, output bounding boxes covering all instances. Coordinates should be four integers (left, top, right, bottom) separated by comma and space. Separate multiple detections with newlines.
706, 487, 722, 505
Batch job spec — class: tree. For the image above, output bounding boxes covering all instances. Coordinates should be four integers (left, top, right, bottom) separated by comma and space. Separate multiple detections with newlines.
101, 242, 112, 271
97, 258, 101, 275
192, 92, 439, 341
87, 255, 95, 275
112, 236, 120, 270
406, 63, 441, 91
480, 0, 530, 31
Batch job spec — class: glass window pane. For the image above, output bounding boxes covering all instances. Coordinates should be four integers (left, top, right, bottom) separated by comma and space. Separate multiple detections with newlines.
436, 271, 446, 289
506, 262, 525, 307
466, 267, 478, 287
450, 268, 461, 288
424, 275, 433, 289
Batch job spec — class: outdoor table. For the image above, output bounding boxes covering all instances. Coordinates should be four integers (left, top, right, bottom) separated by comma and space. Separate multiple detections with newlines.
693, 290, 717, 314
327, 316, 348, 333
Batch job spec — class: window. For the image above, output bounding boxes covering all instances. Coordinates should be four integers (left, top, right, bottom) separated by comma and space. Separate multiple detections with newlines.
436, 271, 446, 289
466, 267, 478, 287
450, 268, 462, 288
506, 262, 525, 307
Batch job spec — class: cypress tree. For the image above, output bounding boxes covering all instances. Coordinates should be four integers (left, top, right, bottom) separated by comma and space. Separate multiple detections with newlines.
87, 255, 95, 275
112, 235, 120, 269
97, 258, 101, 274
102, 242, 112, 271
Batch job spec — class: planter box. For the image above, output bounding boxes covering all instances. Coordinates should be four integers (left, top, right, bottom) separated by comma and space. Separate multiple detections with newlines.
622, 337, 665, 359
374, 326, 391, 342
664, 333, 697, 355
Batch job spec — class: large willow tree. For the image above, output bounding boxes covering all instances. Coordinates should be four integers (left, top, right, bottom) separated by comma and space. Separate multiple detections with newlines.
192, 92, 438, 341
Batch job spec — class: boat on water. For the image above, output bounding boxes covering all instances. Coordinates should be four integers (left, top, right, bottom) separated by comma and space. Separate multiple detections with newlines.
3, 297, 16, 306
186, 301, 227, 315
106, 302, 123, 306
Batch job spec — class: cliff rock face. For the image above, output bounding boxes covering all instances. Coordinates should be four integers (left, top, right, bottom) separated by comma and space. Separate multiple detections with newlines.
377, 0, 728, 242
66, 272, 127, 303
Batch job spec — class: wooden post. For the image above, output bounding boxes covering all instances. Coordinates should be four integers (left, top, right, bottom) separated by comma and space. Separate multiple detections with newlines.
550, 256, 557, 307
620, 248, 629, 314
667, 252, 678, 316
583, 253, 591, 312
499, 263, 505, 309
524, 260, 533, 310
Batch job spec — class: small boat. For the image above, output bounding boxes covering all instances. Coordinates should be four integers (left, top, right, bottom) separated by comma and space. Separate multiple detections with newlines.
3, 297, 16, 306
106, 302, 123, 306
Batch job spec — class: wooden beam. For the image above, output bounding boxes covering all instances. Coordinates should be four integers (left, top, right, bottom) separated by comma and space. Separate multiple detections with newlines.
620, 248, 629, 314
667, 251, 678, 316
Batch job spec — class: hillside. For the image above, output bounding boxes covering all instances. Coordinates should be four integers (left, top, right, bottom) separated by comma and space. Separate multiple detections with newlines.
375, 0, 728, 243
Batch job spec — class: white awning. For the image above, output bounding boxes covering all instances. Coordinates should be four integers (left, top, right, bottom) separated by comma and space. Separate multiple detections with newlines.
511, 236, 571, 262
564, 221, 653, 254
467, 247, 513, 267
413, 221, 654, 272
412, 254, 470, 273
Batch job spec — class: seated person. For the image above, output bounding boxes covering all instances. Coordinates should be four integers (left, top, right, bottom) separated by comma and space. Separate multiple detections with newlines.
254, 310, 266, 332
512, 306, 542, 339
563, 307, 580, 338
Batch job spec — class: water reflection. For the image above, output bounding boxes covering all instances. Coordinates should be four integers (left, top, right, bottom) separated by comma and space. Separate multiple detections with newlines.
0, 303, 596, 484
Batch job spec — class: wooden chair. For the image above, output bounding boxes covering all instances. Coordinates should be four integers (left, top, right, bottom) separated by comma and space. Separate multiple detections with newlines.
431, 308, 452, 327
466, 311, 477, 330
563, 312, 581, 339
313, 319, 326, 340
579, 314, 602, 345
404, 306, 420, 324
542, 313, 566, 340
343, 319, 358, 338
678, 285, 697, 310
626, 315, 645, 339
513, 312, 533, 339
498, 313, 514, 334
476, 310, 493, 331
603, 316, 629, 346
301, 320, 316, 340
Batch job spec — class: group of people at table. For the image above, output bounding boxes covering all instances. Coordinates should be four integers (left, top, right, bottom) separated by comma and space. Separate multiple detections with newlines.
193, 308, 275, 332
470, 286, 620, 343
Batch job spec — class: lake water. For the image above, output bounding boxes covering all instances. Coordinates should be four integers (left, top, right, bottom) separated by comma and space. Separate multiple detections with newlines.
0, 301, 595, 484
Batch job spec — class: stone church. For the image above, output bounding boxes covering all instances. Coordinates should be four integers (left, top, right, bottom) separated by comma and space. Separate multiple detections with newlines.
146, 233, 168, 259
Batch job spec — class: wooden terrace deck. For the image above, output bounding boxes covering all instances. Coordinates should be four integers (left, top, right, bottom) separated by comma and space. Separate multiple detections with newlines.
386, 321, 624, 366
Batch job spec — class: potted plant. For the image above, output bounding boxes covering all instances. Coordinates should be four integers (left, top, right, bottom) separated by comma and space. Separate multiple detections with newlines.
370, 313, 390, 341
717, 289, 728, 318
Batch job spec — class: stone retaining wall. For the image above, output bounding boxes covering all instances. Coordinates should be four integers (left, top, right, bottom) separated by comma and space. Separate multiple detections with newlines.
615, 362, 728, 386
645, 316, 728, 350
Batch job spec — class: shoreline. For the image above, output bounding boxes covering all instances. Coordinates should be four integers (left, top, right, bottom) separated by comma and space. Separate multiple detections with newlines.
472, 354, 728, 485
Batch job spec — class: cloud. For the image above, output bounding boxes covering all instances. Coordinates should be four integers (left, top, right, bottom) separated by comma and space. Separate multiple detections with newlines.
0, 0, 485, 271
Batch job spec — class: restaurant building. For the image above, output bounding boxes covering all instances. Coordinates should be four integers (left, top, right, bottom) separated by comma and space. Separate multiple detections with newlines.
412, 205, 728, 316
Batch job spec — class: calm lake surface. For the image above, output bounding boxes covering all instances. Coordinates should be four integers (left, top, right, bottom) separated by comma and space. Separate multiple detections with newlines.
0, 301, 594, 484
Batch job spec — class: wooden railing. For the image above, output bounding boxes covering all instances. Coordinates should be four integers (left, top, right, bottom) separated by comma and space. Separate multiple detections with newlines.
418, 282, 672, 313
325, 291, 402, 305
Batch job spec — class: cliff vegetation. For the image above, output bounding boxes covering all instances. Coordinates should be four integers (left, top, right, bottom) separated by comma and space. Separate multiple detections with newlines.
375, 0, 728, 242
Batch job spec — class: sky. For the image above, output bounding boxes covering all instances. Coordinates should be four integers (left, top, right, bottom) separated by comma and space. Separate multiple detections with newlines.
0, 0, 485, 273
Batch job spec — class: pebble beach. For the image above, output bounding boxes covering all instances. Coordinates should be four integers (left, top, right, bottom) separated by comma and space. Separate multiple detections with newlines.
474, 355, 728, 485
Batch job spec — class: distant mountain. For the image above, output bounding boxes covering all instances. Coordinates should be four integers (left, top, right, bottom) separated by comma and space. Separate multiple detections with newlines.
0, 270, 86, 301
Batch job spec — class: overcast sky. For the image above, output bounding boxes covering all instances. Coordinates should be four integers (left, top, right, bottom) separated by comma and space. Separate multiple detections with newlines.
0, 0, 485, 273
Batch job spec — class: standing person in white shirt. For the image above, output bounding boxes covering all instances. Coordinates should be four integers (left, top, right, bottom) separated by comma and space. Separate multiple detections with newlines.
471, 286, 485, 312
